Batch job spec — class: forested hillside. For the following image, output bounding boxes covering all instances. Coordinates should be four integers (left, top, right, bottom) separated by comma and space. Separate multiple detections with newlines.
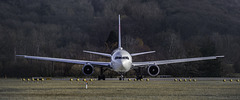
0, 0, 240, 77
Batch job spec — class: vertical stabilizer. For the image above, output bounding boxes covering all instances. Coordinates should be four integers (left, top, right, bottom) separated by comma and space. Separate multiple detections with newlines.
118, 14, 122, 49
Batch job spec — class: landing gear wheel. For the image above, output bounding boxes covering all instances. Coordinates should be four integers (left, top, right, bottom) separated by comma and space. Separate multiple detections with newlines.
98, 67, 107, 80
136, 75, 143, 80
135, 68, 143, 81
98, 75, 105, 80
119, 75, 124, 81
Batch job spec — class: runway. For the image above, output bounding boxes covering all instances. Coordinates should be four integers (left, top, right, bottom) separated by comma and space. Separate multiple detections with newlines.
49, 77, 240, 81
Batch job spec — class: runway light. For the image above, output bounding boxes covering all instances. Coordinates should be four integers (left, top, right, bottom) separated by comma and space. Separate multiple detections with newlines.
27, 78, 30, 81
223, 79, 226, 82
193, 79, 197, 82
134, 79, 137, 81
174, 79, 177, 81
76, 78, 80, 81
236, 79, 239, 82
32, 78, 35, 81
41, 78, 44, 81
179, 79, 182, 82
230, 79, 233, 82
189, 79, 192, 82
37, 78, 39, 81
90, 79, 93, 81
128, 79, 131, 81
83, 79, 86, 82
70, 78, 73, 81
146, 79, 149, 81
140, 79, 143, 81
22, 78, 26, 81
184, 79, 187, 82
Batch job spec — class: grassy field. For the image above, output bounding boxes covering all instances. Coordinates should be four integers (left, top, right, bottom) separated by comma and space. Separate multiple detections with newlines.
0, 78, 240, 100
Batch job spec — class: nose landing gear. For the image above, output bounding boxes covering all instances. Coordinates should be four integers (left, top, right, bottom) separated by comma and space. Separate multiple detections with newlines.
119, 73, 125, 81
119, 75, 124, 80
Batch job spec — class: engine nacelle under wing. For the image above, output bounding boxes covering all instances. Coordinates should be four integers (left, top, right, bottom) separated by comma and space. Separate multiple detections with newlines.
147, 64, 160, 76
82, 64, 94, 76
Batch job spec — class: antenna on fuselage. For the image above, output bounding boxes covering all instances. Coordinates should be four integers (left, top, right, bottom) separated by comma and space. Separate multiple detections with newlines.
118, 14, 122, 50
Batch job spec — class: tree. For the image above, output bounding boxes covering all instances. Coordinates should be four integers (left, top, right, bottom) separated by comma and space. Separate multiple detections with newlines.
105, 30, 118, 51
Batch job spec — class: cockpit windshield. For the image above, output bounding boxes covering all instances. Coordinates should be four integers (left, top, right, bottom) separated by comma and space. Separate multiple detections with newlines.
115, 56, 129, 60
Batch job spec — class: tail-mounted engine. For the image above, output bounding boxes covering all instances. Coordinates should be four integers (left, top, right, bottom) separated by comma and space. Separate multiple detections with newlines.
82, 64, 94, 76
147, 64, 160, 76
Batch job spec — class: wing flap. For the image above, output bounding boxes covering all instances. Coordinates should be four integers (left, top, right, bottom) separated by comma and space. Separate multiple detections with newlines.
132, 56, 224, 66
16, 55, 110, 66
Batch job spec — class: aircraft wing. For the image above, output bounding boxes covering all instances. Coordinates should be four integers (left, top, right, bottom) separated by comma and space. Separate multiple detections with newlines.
16, 55, 110, 66
132, 56, 224, 66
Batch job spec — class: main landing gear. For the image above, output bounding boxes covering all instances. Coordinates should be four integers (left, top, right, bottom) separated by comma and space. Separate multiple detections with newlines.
136, 75, 143, 80
98, 67, 107, 80
135, 68, 143, 80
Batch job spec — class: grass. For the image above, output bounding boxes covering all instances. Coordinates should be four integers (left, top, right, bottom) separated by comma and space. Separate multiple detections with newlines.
0, 78, 240, 100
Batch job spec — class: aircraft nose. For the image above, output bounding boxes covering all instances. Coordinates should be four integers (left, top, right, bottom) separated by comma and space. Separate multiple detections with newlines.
120, 60, 127, 66
120, 60, 131, 69
114, 60, 131, 72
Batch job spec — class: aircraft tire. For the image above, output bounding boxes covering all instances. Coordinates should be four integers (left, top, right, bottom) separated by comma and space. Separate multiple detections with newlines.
98, 75, 105, 80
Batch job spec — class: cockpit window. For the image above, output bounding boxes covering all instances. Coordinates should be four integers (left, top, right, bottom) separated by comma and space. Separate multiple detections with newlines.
115, 56, 129, 60
115, 57, 121, 59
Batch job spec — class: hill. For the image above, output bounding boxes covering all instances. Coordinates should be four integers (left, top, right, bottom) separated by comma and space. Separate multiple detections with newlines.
0, 0, 239, 77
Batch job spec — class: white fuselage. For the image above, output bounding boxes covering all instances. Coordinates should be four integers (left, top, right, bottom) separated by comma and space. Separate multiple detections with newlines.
110, 48, 132, 73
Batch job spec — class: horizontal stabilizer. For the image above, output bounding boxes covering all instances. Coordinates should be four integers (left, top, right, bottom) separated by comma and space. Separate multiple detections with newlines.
131, 51, 156, 56
83, 50, 111, 57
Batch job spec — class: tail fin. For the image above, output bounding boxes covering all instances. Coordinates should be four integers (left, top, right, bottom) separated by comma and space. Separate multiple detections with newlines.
118, 14, 122, 50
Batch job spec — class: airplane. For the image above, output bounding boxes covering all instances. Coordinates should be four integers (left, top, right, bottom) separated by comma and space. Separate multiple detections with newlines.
16, 15, 224, 80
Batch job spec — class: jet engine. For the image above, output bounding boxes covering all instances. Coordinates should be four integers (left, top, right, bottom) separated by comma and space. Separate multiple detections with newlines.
147, 65, 160, 76
82, 64, 94, 76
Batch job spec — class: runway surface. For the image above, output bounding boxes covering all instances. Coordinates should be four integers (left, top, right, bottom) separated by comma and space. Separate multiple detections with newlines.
50, 77, 239, 81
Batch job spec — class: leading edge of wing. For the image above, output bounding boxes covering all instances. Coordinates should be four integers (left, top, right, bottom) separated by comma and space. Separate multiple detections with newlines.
16, 55, 110, 66
132, 55, 224, 66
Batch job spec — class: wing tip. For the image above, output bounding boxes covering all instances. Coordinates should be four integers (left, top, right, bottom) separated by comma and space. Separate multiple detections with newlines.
216, 55, 224, 58
16, 55, 26, 57
151, 51, 156, 53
